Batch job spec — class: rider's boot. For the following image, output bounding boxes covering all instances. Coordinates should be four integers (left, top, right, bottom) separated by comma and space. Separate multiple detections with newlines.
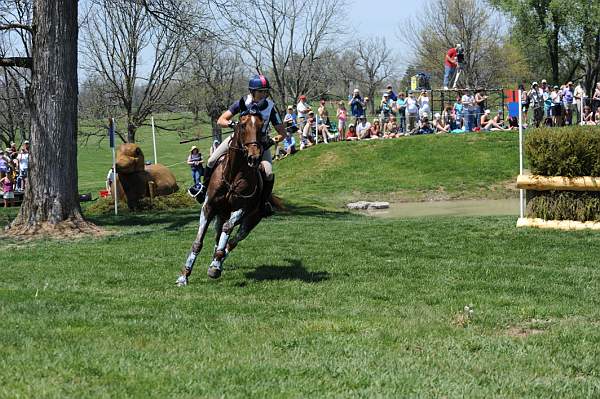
261, 176, 275, 217
189, 166, 213, 204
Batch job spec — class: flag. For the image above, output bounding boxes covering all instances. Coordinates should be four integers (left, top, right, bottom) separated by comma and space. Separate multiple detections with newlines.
108, 118, 115, 148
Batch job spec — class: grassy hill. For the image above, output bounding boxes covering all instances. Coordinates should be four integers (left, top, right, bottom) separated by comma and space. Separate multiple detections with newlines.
76, 115, 519, 210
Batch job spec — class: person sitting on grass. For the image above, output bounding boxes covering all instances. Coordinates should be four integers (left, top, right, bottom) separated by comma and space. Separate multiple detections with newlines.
276, 130, 297, 159
367, 119, 382, 139
480, 109, 508, 131
417, 112, 434, 135
383, 115, 399, 138
581, 106, 595, 125
345, 123, 359, 141
303, 111, 330, 144
434, 113, 449, 133
0, 172, 14, 208
594, 107, 600, 125
356, 116, 372, 140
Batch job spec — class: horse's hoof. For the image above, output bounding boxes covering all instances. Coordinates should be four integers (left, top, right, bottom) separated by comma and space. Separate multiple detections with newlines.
176, 275, 188, 286
207, 266, 222, 279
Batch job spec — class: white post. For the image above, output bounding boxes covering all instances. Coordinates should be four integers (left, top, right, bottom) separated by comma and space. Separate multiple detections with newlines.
151, 116, 158, 164
111, 118, 118, 216
518, 90, 524, 220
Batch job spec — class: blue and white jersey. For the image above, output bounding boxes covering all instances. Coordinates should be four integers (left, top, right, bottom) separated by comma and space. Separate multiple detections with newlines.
228, 95, 283, 136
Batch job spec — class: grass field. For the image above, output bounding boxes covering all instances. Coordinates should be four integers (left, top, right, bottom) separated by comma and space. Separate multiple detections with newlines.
2, 123, 600, 397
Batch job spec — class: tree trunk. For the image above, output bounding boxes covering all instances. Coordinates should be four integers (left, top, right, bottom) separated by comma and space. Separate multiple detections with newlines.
127, 122, 136, 143
9, 0, 98, 236
211, 119, 222, 144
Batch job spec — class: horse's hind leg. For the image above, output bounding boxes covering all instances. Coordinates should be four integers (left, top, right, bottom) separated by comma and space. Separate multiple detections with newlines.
176, 204, 213, 286
208, 209, 244, 279
225, 212, 262, 260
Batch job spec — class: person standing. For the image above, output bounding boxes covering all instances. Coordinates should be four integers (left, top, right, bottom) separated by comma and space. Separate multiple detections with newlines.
1, 173, 14, 207
15, 142, 29, 192
349, 88, 366, 123
405, 90, 419, 133
461, 90, 476, 131
443, 44, 459, 90
395, 92, 407, 133
336, 101, 347, 140
475, 89, 488, 127
187, 146, 203, 189
574, 81, 586, 124
296, 95, 311, 132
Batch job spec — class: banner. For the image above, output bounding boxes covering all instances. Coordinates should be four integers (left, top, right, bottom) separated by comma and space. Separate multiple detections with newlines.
108, 118, 115, 148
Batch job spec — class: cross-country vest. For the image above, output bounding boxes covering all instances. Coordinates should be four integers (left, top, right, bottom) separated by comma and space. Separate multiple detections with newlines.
243, 94, 276, 135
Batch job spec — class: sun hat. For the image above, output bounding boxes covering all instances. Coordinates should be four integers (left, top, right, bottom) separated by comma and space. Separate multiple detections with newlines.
190, 145, 198, 152
484, 109, 490, 115
434, 113, 441, 119
532, 81, 538, 86
287, 105, 293, 110
353, 88, 360, 93
541, 79, 547, 84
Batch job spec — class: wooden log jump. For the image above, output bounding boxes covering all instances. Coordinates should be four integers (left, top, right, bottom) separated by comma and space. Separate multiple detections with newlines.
517, 217, 600, 231
516, 175, 600, 191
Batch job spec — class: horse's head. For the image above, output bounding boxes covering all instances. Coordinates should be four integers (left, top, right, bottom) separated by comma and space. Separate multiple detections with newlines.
234, 100, 266, 168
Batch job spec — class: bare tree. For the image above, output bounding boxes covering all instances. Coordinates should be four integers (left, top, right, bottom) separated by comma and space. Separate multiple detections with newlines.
183, 38, 245, 142
212, 0, 347, 106
354, 37, 398, 114
81, 0, 193, 142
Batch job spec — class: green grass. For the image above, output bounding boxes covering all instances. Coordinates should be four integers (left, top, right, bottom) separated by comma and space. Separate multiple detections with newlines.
1, 211, 600, 397
2, 117, 599, 397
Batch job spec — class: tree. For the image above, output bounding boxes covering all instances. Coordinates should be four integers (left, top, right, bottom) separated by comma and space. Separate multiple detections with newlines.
354, 37, 398, 114
212, 0, 347, 106
81, 0, 193, 143
398, 0, 530, 89
3, 0, 99, 235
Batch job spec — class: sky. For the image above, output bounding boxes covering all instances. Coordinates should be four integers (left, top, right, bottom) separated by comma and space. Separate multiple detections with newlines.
347, 0, 422, 70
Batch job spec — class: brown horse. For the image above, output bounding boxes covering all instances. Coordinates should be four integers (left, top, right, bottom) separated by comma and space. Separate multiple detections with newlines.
177, 106, 274, 285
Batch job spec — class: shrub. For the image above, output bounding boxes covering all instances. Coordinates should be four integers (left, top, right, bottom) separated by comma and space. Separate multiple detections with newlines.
525, 126, 600, 177
526, 191, 600, 221
86, 190, 196, 216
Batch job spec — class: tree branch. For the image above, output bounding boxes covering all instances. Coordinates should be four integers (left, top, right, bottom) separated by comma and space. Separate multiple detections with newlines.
0, 23, 33, 33
0, 57, 32, 68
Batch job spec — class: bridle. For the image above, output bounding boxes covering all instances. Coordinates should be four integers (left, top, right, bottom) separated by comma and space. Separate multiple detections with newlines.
228, 113, 264, 167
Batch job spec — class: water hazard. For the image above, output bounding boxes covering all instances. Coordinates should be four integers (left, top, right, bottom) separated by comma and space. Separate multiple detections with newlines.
363, 198, 520, 218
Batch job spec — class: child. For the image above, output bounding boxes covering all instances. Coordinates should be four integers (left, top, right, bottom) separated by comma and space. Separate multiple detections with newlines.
1, 173, 14, 208
337, 101, 347, 140
345, 123, 358, 141
453, 94, 463, 129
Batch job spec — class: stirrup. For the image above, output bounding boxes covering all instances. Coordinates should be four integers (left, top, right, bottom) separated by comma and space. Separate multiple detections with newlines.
187, 183, 204, 198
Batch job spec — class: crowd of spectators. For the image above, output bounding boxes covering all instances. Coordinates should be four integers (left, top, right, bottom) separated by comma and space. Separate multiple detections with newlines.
0, 140, 29, 207
520, 80, 600, 128
275, 85, 517, 158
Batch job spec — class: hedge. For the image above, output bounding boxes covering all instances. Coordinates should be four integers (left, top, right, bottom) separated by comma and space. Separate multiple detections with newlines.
526, 191, 600, 222
525, 126, 600, 177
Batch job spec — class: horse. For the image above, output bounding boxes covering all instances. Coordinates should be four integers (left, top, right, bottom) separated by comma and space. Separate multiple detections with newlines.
176, 103, 276, 285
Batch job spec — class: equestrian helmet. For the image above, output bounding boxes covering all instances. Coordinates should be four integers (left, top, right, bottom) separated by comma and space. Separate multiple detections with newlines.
248, 74, 270, 91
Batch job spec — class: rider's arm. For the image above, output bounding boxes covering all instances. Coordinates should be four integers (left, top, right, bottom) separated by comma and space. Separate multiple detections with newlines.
272, 124, 286, 142
217, 110, 234, 128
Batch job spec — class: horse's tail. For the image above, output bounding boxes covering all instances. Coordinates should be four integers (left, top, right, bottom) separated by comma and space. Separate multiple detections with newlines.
269, 194, 285, 211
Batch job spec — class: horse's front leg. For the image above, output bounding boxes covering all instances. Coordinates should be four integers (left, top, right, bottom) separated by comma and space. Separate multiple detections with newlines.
208, 209, 244, 279
176, 204, 213, 286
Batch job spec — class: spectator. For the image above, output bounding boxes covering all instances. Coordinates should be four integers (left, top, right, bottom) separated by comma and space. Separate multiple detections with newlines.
368, 119, 382, 139
529, 82, 544, 128
475, 89, 488, 126
0, 149, 10, 176
336, 101, 347, 140
519, 84, 529, 127
442, 105, 457, 131
356, 116, 372, 139
443, 44, 459, 90
345, 123, 359, 141
106, 167, 115, 194
187, 145, 203, 187
15, 142, 29, 192
550, 85, 563, 127
540, 79, 549, 94
574, 81, 586, 123
593, 82, 600, 114
417, 90, 431, 118
284, 105, 297, 128
210, 139, 220, 156
480, 109, 508, 131
563, 81, 575, 125
8, 142, 17, 158
417, 112, 434, 135
395, 92, 407, 133
317, 99, 330, 126
385, 85, 397, 101
405, 90, 419, 132
461, 90, 477, 132
594, 107, 600, 125
543, 86, 553, 126
383, 115, 400, 138
379, 93, 393, 122
581, 105, 595, 125
303, 111, 329, 144
434, 113, 449, 133
0, 172, 14, 207
296, 95, 311, 131
453, 94, 463, 129
277, 130, 297, 159
349, 88, 366, 122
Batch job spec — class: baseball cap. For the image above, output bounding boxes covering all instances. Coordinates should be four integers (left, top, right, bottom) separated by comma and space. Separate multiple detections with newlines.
532, 81, 538, 86
353, 88, 360, 93
541, 79, 547, 84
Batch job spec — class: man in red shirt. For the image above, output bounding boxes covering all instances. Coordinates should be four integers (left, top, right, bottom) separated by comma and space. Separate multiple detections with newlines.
444, 44, 460, 90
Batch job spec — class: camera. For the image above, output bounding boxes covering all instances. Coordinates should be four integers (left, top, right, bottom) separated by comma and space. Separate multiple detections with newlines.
457, 47, 465, 64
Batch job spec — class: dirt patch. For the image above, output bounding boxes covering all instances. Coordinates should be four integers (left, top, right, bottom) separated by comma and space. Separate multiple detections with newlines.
3, 219, 110, 242
505, 326, 546, 338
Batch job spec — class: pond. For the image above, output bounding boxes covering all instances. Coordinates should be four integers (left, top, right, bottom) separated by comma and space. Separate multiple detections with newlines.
362, 198, 520, 218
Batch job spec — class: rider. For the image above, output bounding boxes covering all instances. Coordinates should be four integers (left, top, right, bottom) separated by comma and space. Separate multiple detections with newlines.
192, 74, 286, 216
